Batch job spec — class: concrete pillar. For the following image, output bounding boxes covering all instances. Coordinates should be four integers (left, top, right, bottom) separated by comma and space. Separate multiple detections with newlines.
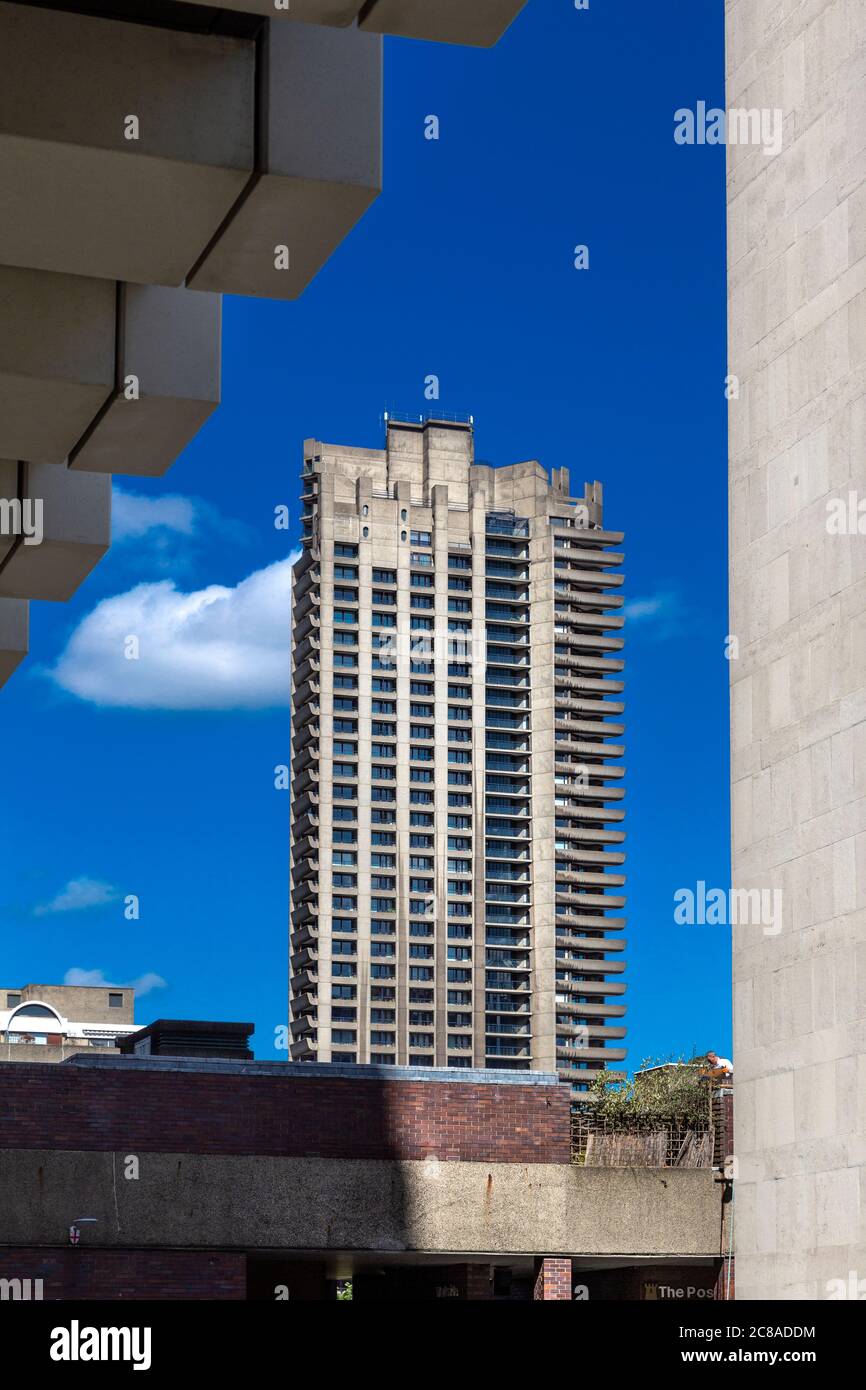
727, 0, 866, 1299
533, 1257, 572, 1301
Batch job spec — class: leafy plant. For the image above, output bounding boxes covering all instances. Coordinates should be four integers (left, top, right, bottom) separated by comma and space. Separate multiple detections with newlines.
582, 1053, 712, 1128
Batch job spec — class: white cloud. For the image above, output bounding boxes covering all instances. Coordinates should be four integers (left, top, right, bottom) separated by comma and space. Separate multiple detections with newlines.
34, 877, 119, 916
50, 556, 297, 710
623, 590, 690, 638
64, 967, 167, 998
624, 593, 673, 622
112, 489, 197, 542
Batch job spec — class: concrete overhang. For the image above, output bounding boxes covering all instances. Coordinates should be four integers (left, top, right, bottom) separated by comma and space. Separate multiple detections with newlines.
0, 1, 255, 287
188, 21, 382, 300
0, 1150, 728, 1258
70, 284, 221, 476
359, 0, 528, 47
0, 266, 115, 466
164, 1, 529, 47
0, 463, 110, 601
0, 597, 28, 687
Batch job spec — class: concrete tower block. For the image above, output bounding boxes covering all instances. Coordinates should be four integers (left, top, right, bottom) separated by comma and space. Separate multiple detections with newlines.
0, 598, 28, 687
0, 266, 114, 466
360, 0, 528, 47
70, 284, 221, 476
0, 463, 110, 602
0, 2, 254, 286
188, 22, 381, 300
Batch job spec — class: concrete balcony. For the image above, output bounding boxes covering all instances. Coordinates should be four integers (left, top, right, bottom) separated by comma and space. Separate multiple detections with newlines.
555, 913, 626, 933
555, 999, 627, 1020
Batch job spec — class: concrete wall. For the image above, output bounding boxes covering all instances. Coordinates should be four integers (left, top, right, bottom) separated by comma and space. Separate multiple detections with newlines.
726, 0, 866, 1298
0, 1150, 727, 1257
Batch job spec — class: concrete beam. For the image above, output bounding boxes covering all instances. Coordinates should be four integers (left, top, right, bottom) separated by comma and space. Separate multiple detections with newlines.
174, 0, 365, 21
70, 283, 221, 476
0, 266, 114, 466
0, 2, 254, 287
0, 1150, 728, 1257
0, 598, 28, 687
360, 0, 528, 46
0, 463, 110, 602
188, 21, 381, 300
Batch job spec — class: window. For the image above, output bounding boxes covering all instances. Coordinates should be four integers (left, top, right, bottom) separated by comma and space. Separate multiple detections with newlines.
411, 552, 433, 567
373, 568, 396, 584
333, 609, 357, 625
411, 531, 431, 546
108, 993, 123, 1009
6, 993, 20, 1008
334, 565, 357, 581
332, 850, 357, 866
334, 543, 358, 559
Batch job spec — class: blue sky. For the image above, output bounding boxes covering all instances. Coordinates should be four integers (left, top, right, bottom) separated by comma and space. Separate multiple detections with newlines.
1, 0, 731, 1069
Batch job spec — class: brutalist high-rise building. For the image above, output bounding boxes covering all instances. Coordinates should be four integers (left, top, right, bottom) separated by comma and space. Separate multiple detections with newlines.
290, 418, 627, 1093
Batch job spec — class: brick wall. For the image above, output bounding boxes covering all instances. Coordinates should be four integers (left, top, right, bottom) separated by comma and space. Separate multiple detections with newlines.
533, 1257, 572, 1300
0, 1065, 571, 1164
0, 1249, 245, 1300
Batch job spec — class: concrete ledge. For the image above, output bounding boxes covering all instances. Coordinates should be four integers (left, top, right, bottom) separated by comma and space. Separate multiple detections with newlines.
359, 0, 528, 47
0, 1151, 728, 1257
0, 2, 254, 286
0, 265, 114, 465
64, 1054, 560, 1084
173, 0, 364, 21
0, 597, 28, 686
188, 22, 381, 300
70, 283, 221, 476
0, 463, 110, 601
